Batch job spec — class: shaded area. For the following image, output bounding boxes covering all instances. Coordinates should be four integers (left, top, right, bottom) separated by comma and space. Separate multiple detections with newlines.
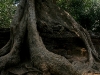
0, 28, 100, 61
0, 28, 10, 48
0, 27, 100, 75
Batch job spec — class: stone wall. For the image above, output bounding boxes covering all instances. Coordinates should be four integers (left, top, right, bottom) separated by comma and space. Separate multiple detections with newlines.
0, 28, 10, 48
0, 28, 100, 55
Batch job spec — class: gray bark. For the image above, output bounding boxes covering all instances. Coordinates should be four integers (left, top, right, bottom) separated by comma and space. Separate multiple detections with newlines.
0, 0, 100, 75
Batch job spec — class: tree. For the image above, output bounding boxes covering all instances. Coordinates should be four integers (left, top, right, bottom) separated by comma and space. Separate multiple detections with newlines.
0, 0, 100, 75
0, 0, 16, 28
57, 0, 100, 31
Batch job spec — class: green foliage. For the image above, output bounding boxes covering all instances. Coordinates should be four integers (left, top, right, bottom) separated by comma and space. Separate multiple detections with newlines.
1, 0, 100, 31
57, 0, 100, 31
0, 0, 16, 28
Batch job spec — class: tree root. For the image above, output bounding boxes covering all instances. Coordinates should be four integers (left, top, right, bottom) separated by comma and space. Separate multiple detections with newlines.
0, 51, 20, 71
0, 40, 11, 57
0, 0, 27, 71
0, 0, 100, 75
62, 10, 100, 66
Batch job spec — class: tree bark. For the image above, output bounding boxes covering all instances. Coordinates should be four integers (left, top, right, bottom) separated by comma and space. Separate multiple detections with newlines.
0, 0, 100, 75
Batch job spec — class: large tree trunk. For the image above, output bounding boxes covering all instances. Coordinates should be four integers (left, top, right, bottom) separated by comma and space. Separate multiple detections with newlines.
0, 0, 100, 75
